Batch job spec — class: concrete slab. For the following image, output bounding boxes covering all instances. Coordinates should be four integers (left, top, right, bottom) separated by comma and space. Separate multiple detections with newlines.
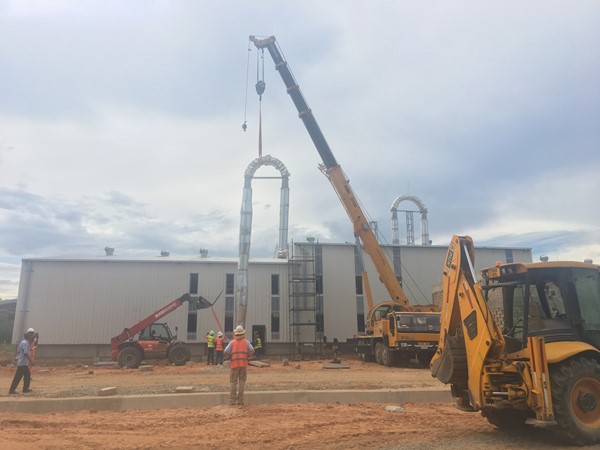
249, 361, 270, 368
0, 388, 452, 414
98, 387, 118, 396
322, 364, 350, 369
175, 386, 194, 393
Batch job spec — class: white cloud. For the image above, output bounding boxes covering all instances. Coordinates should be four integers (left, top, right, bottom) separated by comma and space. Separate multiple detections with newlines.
1, 1, 599, 298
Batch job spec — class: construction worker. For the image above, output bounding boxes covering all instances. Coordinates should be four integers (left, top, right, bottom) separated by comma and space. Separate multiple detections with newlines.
9, 328, 36, 395
253, 331, 263, 359
205, 330, 216, 365
224, 325, 254, 406
215, 331, 227, 365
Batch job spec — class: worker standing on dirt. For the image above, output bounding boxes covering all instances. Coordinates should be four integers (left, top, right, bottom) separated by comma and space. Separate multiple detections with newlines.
253, 332, 263, 359
224, 325, 254, 406
205, 330, 216, 365
215, 331, 227, 365
9, 328, 36, 395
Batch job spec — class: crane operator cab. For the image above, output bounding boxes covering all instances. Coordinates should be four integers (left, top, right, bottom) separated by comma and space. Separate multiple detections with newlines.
481, 261, 600, 354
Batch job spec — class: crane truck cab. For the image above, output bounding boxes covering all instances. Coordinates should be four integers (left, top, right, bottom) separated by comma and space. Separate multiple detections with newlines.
431, 235, 600, 445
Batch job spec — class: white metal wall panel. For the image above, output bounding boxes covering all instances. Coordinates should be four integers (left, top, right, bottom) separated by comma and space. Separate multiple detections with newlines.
321, 244, 357, 341
12, 243, 531, 345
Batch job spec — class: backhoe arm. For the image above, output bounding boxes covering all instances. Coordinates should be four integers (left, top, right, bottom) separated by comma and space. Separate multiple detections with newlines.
431, 235, 505, 409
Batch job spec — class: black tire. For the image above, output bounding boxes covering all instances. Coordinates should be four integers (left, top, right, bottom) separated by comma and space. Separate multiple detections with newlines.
381, 347, 393, 367
361, 352, 375, 363
481, 409, 529, 429
117, 346, 142, 369
168, 343, 190, 366
374, 342, 384, 365
551, 357, 600, 445
417, 350, 435, 368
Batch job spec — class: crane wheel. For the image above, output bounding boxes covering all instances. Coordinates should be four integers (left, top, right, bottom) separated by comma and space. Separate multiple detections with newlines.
481, 409, 529, 429
381, 347, 393, 367
374, 342, 385, 365
117, 346, 142, 369
551, 357, 600, 445
168, 343, 190, 366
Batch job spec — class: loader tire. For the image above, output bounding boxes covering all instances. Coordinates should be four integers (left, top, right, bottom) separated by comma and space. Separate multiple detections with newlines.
481, 409, 529, 429
168, 343, 190, 366
374, 342, 385, 365
551, 358, 600, 445
117, 346, 142, 369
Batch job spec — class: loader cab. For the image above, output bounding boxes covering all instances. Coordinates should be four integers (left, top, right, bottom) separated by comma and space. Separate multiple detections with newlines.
139, 323, 175, 343
483, 263, 600, 352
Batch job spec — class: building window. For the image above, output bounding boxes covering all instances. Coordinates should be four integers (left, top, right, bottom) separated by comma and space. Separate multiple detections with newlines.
505, 249, 514, 263
356, 296, 365, 333
316, 275, 323, 295
316, 295, 324, 333
271, 274, 280, 340
271, 296, 280, 340
271, 274, 279, 295
225, 273, 234, 335
225, 296, 234, 334
187, 300, 198, 341
226, 273, 234, 295
355, 275, 363, 295
189, 273, 199, 294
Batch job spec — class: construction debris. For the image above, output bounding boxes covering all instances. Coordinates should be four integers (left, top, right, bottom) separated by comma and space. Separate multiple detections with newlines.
249, 360, 270, 368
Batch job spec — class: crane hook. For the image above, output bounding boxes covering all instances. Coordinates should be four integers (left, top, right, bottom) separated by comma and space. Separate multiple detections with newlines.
255, 80, 266, 97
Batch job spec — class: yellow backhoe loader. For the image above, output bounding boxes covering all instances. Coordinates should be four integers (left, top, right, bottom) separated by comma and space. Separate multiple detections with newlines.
431, 235, 600, 445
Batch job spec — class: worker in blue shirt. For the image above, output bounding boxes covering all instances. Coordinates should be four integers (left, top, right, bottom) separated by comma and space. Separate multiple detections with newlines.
9, 328, 36, 394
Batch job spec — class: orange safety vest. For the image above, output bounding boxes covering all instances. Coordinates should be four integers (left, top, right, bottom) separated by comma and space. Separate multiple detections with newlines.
230, 339, 249, 369
215, 337, 224, 351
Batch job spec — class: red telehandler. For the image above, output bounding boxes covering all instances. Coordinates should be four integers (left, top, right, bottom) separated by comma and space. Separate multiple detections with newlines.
111, 293, 214, 368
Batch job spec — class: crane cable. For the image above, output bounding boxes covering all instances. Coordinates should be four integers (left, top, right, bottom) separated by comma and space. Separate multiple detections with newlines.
256, 48, 266, 158
242, 42, 251, 132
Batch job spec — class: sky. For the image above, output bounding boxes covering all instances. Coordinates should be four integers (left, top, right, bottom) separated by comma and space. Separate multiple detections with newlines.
1, 1, 599, 299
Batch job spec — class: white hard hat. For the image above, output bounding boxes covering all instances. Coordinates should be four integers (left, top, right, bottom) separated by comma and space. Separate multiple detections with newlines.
27, 328, 35, 333
217, 331, 223, 337
234, 325, 246, 336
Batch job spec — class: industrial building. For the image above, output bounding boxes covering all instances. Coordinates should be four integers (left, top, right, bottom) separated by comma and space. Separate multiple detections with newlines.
12, 240, 531, 359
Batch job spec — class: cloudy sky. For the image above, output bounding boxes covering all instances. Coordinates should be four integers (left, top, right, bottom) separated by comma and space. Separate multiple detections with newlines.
1, 1, 599, 299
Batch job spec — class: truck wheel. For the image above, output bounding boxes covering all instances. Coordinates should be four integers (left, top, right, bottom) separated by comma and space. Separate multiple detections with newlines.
374, 342, 384, 365
117, 346, 142, 369
381, 347, 393, 367
481, 409, 529, 429
168, 343, 189, 366
551, 358, 600, 445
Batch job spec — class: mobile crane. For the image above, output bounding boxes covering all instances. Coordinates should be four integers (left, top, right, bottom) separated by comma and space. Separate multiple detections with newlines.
111, 293, 207, 368
249, 35, 440, 366
431, 235, 600, 445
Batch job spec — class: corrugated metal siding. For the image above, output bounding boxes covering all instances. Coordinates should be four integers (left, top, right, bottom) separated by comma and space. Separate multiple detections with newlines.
13, 244, 531, 345
322, 245, 357, 341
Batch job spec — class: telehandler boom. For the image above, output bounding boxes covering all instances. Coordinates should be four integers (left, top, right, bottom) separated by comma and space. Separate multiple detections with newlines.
431, 235, 600, 445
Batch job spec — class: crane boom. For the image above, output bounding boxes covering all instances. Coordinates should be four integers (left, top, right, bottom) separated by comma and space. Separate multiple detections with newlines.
249, 35, 409, 307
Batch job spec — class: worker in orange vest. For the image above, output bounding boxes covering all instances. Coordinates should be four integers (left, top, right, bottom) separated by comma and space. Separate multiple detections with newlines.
224, 325, 255, 406
215, 331, 228, 365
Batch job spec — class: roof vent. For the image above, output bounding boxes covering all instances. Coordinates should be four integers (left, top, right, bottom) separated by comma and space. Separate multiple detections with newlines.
306, 236, 316, 243
105, 246, 115, 256
539, 255, 549, 262
199, 249, 208, 258
584, 258, 593, 264
160, 251, 170, 257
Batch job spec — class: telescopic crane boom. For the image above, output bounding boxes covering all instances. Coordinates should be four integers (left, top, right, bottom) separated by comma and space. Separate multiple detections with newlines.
249, 35, 409, 309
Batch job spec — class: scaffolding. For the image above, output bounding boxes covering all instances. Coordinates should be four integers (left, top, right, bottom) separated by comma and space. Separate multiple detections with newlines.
288, 240, 321, 360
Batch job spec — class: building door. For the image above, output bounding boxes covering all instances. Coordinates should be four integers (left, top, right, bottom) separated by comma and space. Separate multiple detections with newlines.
252, 325, 266, 357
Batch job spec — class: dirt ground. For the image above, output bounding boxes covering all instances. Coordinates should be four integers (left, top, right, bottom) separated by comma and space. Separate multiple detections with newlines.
0, 356, 586, 449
